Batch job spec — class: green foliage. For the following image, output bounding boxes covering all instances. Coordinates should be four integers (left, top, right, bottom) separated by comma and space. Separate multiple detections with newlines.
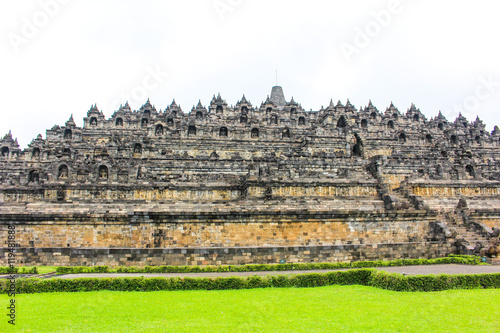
2, 269, 373, 294
2, 287, 499, 333
0, 266, 38, 274
2, 267, 499, 294
368, 270, 500, 292
0, 267, 17, 274
53, 255, 480, 275
56, 265, 110, 274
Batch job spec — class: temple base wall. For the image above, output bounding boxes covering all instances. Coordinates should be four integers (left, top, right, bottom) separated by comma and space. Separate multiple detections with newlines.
1, 242, 454, 267
0, 209, 459, 266
0, 210, 437, 249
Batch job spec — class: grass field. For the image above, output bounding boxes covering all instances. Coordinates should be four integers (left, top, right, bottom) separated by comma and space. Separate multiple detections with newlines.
33, 266, 58, 274
1, 285, 498, 333
0, 266, 57, 274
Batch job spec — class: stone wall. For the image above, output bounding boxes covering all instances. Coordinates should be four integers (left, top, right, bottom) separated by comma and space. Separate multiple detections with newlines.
0, 183, 379, 203
1, 242, 454, 267
412, 184, 500, 197
0, 208, 450, 266
0, 210, 436, 249
469, 210, 500, 229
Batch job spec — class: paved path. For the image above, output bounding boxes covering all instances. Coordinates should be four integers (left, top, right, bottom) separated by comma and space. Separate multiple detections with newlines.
50, 264, 500, 279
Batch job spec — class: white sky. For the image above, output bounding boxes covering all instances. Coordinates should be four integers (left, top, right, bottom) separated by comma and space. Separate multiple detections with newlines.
1, 0, 500, 147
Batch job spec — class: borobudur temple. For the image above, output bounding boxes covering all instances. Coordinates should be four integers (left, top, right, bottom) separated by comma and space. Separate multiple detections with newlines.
1, 86, 500, 266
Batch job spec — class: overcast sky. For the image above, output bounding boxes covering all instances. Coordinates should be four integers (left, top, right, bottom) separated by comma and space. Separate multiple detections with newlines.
1, 0, 500, 147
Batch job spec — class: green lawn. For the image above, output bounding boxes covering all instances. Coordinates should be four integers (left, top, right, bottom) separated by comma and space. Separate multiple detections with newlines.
33, 266, 58, 274
0, 266, 57, 274
1, 286, 498, 333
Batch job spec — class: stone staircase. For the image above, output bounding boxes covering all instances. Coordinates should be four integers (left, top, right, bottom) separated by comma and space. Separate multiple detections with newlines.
442, 210, 491, 255
376, 179, 427, 211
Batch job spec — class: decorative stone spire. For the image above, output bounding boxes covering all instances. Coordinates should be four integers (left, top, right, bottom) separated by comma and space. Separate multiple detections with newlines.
168, 99, 180, 111
191, 100, 206, 114
236, 95, 252, 108
87, 104, 100, 117
365, 100, 378, 113
436, 110, 446, 120
65, 114, 76, 127
3, 130, 14, 142
455, 113, 468, 126
264, 95, 274, 105
141, 98, 154, 111
270, 86, 286, 109
29, 133, 45, 147
386, 102, 399, 116
473, 116, 485, 129
120, 101, 132, 112
210, 93, 227, 113
492, 125, 500, 135
211, 93, 224, 104
345, 99, 355, 110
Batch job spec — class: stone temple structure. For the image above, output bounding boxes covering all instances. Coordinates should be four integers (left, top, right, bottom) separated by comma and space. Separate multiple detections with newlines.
1, 86, 500, 266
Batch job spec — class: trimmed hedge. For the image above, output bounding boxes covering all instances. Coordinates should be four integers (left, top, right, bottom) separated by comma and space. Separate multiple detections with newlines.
0, 269, 373, 294
368, 270, 500, 292
54, 255, 482, 275
2, 269, 499, 294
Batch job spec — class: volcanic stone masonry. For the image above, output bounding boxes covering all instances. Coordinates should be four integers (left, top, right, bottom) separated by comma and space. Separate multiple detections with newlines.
1, 86, 500, 266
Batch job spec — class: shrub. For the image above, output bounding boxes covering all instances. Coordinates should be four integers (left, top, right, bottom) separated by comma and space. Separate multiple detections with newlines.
1, 268, 499, 294
368, 270, 500, 292
0, 269, 374, 294
53, 255, 480, 275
